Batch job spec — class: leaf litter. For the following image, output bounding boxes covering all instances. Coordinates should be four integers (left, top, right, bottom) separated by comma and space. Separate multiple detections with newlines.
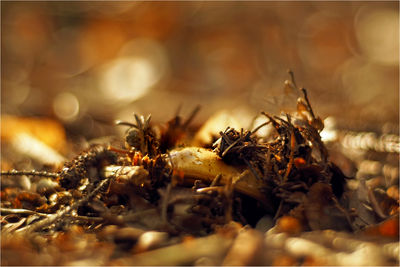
1, 72, 398, 265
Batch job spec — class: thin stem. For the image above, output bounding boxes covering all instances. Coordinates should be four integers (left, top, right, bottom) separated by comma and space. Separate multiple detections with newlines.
115, 120, 139, 129
16, 177, 111, 234
182, 105, 201, 129
1, 170, 59, 178
1, 208, 50, 217
221, 138, 241, 157
301, 88, 316, 120
283, 130, 295, 182
288, 69, 298, 89
251, 121, 270, 135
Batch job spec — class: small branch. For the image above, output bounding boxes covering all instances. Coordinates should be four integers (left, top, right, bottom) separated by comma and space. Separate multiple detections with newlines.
66, 215, 104, 223
0, 208, 50, 217
283, 130, 296, 182
1, 169, 59, 178
251, 121, 270, 135
182, 105, 201, 129
332, 196, 356, 231
16, 177, 111, 234
288, 69, 298, 89
301, 88, 316, 121
367, 187, 387, 220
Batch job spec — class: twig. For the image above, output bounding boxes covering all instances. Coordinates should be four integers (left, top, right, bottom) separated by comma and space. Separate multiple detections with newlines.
196, 186, 225, 194
182, 105, 201, 129
243, 158, 262, 181
66, 215, 104, 223
300, 88, 316, 121
367, 187, 388, 220
219, 129, 234, 146
1, 169, 59, 178
283, 130, 296, 182
332, 197, 356, 231
221, 138, 241, 157
288, 69, 298, 89
16, 177, 111, 234
0, 208, 50, 217
261, 112, 280, 130
115, 121, 139, 129
251, 121, 270, 135
210, 174, 222, 187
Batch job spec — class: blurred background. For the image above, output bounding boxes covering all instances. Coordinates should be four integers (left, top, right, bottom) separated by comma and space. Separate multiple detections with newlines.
1, 1, 399, 141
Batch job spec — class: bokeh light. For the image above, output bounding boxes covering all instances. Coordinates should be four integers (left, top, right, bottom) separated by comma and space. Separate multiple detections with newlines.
355, 7, 399, 65
98, 39, 168, 104
53, 92, 80, 122
1, 1, 398, 138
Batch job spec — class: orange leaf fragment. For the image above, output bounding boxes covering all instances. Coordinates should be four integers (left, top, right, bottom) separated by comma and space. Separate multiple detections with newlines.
294, 157, 307, 168
277, 216, 302, 235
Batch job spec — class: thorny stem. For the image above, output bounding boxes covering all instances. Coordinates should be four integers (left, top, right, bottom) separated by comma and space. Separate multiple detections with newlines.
1, 169, 59, 178
1, 208, 50, 217
16, 203, 71, 234
16, 177, 111, 234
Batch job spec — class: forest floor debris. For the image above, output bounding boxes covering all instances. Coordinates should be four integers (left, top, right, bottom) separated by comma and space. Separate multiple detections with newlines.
1, 75, 398, 265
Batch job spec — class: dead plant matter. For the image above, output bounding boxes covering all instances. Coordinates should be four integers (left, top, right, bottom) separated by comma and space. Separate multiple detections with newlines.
1, 73, 398, 266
